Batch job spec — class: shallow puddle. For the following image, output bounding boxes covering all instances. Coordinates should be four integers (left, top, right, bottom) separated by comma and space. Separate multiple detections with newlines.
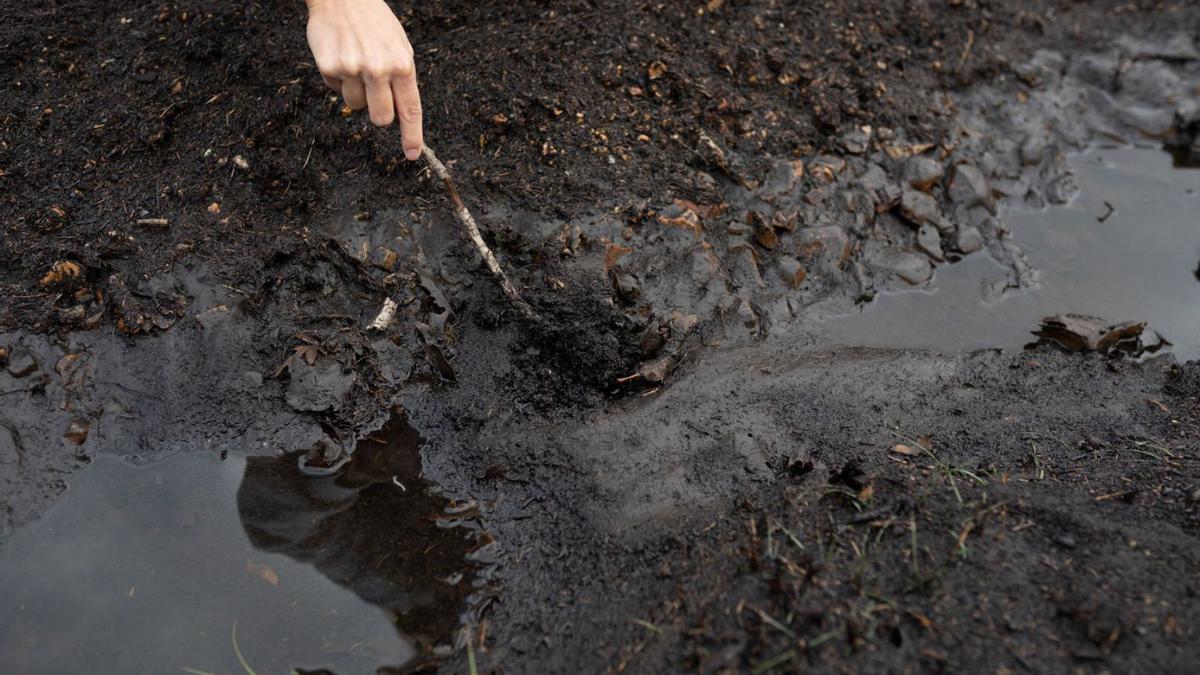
0, 417, 478, 674
823, 147, 1200, 360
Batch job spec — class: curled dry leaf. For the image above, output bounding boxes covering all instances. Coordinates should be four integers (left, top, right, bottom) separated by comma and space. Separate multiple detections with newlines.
674, 198, 726, 221
772, 209, 799, 232
697, 130, 729, 171
670, 310, 699, 333
658, 203, 703, 238
295, 345, 320, 366
63, 420, 90, 445
884, 142, 936, 160
1033, 314, 1151, 356
55, 352, 80, 376
39, 261, 83, 288
809, 164, 836, 183
749, 210, 777, 250
604, 242, 633, 271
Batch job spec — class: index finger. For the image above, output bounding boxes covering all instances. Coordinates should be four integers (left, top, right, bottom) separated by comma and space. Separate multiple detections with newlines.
392, 70, 423, 161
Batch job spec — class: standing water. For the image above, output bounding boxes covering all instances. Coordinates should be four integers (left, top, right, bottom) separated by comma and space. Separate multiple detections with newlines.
0, 417, 479, 674
822, 147, 1200, 360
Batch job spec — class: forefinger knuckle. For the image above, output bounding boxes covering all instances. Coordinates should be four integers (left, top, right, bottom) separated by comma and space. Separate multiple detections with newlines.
399, 104, 422, 123
393, 58, 416, 79
364, 61, 390, 81
370, 108, 395, 126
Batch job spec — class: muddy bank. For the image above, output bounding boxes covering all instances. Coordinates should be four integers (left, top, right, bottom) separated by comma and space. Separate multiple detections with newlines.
410, 337, 1200, 673
3, 2, 1200, 462
3, 1, 1200, 673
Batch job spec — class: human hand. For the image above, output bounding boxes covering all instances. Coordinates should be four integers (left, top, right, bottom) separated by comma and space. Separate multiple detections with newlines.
305, 0, 423, 160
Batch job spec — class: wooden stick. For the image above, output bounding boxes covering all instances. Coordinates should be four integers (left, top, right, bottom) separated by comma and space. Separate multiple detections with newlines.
422, 146, 538, 321
955, 29, 976, 74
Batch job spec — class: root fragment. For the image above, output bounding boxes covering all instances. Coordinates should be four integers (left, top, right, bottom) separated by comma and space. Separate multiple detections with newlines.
368, 297, 398, 330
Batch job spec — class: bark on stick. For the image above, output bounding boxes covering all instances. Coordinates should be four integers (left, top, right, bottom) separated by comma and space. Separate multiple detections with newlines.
422, 146, 538, 321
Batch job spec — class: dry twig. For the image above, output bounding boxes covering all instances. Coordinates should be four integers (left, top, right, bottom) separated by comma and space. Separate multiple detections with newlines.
955, 29, 976, 74
422, 146, 538, 321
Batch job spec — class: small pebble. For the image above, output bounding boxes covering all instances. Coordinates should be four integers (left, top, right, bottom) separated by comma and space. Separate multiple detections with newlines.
904, 156, 945, 192
916, 224, 945, 261
955, 225, 985, 254
842, 128, 871, 155
6, 349, 38, 378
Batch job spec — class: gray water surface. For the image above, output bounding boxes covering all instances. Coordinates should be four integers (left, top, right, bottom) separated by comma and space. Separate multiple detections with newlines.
0, 418, 475, 674
823, 147, 1200, 360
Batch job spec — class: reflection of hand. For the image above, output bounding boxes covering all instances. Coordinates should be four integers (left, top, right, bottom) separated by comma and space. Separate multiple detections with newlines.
340, 438, 418, 486
305, 0, 423, 160
239, 454, 364, 558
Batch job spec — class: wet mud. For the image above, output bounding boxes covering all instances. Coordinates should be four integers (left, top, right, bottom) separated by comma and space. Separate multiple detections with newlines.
3, 1, 1200, 673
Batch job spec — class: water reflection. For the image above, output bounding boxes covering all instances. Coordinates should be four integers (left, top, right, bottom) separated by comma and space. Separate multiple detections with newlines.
0, 416, 477, 674
238, 417, 479, 666
822, 147, 1200, 360
1167, 142, 1199, 169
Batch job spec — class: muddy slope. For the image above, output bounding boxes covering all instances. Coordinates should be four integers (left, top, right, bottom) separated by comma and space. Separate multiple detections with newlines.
410, 337, 1200, 673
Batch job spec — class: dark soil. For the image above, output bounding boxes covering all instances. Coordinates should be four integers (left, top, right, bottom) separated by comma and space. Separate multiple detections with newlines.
5, 0, 1193, 335
3, 1, 1200, 673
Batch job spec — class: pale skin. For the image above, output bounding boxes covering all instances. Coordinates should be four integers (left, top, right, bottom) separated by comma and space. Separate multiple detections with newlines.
304, 0, 423, 160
